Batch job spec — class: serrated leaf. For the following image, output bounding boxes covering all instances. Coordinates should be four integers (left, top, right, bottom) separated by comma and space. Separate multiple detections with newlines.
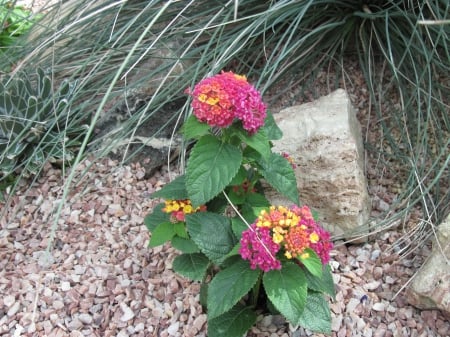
186, 212, 235, 264
305, 264, 336, 299
207, 259, 260, 319
236, 128, 271, 161
231, 217, 248, 237
149, 222, 176, 247
229, 165, 248, 185
151, 175, 188, 200
226, 243, 241, 257
208, 303, 257, 337
263, 111, 283, 140
186, 135, 242, 207
297, 291, 332, 334
173, 222, 188, 238
144, 203, 170, 232
172, 253, 210, 281
298, 248, 322, 278
181, 114, 211, 139
263, 263, 307, 324
259, 152, 299, 205
171, 236, 199, 253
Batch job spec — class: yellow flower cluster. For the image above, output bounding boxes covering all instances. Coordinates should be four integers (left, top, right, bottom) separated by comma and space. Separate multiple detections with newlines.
256, 206, 300, 244
255, 206, 320, 259
162, 199, 206, 222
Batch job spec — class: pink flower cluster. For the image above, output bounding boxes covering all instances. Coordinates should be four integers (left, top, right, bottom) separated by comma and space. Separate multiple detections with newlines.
239, 224, 281, 272
239, 205, 333, 272
187, 72, 266, 134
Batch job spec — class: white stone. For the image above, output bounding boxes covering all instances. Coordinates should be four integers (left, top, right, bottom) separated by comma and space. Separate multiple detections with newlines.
406, 214, 450, 314
167, 321, 180, 336
61, 281, 71, 291
120, 302, 135, 322
269, 89, 371, 239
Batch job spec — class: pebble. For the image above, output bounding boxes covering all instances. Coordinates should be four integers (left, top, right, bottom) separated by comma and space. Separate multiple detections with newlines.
346, 298, 360, 313
372, 302, 386, 312
3, 296, 15, 307
167, 321, 179, 336
78, 313, 93, 325
53, 300, 65, 310
7, 302, 20, 317
364, 281, 381, 291
119, 303, 135, 321
61, 281, 71, 291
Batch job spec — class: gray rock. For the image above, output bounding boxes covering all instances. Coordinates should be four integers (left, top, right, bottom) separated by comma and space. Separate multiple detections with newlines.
406, 214, 450, 314
268, 89, 371, 239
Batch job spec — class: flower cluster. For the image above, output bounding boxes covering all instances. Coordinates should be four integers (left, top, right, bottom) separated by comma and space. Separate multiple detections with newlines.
187, 71, 267, 134
239, 205, 333, 271
162, 199, 206, 222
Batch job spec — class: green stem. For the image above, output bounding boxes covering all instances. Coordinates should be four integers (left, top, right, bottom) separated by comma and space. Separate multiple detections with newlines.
251, 273, 262, 308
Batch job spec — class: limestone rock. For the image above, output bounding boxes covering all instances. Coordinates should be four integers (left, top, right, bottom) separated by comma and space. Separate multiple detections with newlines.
268, 89, 371, 239
406, 214, 450, 314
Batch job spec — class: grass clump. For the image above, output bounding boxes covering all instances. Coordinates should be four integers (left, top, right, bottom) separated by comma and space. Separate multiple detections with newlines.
0, 0, 448, 245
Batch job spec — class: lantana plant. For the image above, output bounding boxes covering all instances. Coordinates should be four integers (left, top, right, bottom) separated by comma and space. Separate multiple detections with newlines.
144, 71, 335, 337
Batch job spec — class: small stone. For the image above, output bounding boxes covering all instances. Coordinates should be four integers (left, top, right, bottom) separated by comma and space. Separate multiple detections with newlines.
373, 326, 387, 337
331, 315, 343, 332
119, 302, 135, 321
116, 329, 129, 337
67, 318, 83, 331
78, 313, 93, 325
372, 302, 386, 312
3, 295, 15, 307
385, 276, 395, 284
193, 314, 207, 331
74, 265, 86, 275
53, 300, 65, 310
260, 315, 273, 327
61, 281, 71, 291
7, 302, 20, 316
364, 280, 381, 291
167, 321, 179, 336
135, 323, 145, 332
346, 298, 360, 313
371, 250, 381, 260
373, 267, 383, 280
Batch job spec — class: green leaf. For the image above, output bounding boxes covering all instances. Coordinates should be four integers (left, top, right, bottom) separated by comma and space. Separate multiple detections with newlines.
144, 203, 170, 232
229, 165, 248, 185
305, 264, 336, 299
226, 243, 241, 258
259, 152, 299, 205
151, 175, 188, 200
186, 135, 242, 207
186, 212, 236, 265
245, 192, 270, 208
263, 263, 307, 324
263, 111, 283, 141
298, 248, 322, 278
237, 128, 271, 161
207, 259, 260, 319
173, 222, 188, 238
149, 222, 176, 247
208, 303, 257, 337
231, 217, 248, 238
172, 253, 210, 281
181, 114, 211, 139
171, 236, 199, 253
297, 291, 332, 334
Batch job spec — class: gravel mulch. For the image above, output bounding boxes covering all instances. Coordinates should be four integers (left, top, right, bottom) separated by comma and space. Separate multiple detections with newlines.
1, 157, 449, 337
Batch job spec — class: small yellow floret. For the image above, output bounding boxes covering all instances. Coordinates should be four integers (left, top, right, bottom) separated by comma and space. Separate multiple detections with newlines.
310, 232, 319, 243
